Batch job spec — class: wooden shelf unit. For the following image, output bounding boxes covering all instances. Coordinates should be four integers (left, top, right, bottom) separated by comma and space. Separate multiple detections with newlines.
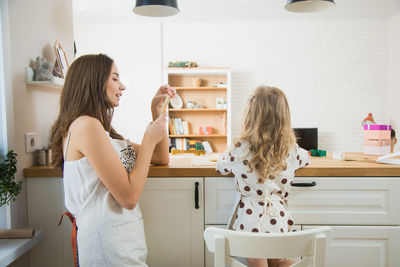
166, 68, 231, 153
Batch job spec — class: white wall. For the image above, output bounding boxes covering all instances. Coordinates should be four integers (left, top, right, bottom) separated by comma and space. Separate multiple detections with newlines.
388, 12, 400, 151
5, 0, 73, 265
75, 19, 394, 153
163, 20, 390, 152
74, 21, 162, 143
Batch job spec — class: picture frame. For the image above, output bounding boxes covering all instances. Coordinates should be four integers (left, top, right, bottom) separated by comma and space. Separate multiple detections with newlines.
53, 40, 69, 78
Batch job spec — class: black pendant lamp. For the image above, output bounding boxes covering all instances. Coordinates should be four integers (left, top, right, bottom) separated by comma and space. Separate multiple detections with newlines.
133, 0, 179, 17
285, 0, 335, 13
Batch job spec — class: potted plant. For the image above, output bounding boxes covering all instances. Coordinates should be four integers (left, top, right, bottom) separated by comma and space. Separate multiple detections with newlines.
0, 150, 22, 207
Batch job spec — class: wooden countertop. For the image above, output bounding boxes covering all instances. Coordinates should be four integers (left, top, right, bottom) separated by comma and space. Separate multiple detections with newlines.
23, 153, 400, 178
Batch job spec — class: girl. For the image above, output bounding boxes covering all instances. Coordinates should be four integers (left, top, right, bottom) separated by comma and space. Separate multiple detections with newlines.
216, 86, 310, 267
51, 54, 175, 266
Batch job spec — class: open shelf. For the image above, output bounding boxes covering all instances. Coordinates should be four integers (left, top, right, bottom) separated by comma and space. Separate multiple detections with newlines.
167, 68, 231, 153
25, 67, 64, 89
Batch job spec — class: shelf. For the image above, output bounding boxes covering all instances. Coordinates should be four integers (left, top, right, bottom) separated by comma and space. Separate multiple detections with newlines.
174, 87, 227, 90
167, 67, 230, 153
25, 67, 64, 89
169, 109, 227, 112
0, 231, 43, 267
166, 67, 231, 75
169, 134, 227, 138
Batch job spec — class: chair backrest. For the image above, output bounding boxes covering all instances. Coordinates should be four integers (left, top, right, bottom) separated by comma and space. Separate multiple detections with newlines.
204, 226, 332, 267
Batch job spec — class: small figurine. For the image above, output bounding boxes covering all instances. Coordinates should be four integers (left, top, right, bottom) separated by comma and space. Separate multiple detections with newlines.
362, 113, 376, 126
34, 56, 53, 81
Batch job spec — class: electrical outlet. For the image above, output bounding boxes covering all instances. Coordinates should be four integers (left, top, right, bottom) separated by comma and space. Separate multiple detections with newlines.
25, 132, 37, 153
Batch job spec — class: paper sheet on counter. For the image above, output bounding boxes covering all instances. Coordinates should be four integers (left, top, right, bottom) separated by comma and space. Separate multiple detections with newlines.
189, 154, 220, 166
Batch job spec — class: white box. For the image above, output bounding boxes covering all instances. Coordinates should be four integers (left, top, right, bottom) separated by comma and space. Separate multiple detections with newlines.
364, 145, 391, 156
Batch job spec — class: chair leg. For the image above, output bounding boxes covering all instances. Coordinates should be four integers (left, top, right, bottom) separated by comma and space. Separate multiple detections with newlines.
214, 235, 226, 267
314, 233, 327, 267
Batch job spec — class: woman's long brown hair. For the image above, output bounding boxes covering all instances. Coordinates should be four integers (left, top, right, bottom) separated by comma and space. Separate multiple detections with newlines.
50, 54, 123, 168
235, 86, 296, 183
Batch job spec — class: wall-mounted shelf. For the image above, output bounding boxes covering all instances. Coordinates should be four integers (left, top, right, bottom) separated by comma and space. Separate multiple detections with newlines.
166, 67, 231, 153
25, 67, 64, 89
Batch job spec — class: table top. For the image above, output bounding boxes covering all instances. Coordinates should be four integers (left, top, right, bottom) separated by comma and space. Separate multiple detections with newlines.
23, 152, 400, 178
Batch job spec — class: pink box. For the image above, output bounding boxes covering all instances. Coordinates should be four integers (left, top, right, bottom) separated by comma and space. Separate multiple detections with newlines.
364, 145, 391, 156
364, 139, 391, 146
363, 124, 391, 130
364, 130, 391, 140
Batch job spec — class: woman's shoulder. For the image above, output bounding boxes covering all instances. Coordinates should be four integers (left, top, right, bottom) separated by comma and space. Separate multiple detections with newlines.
71, 116, 105, 136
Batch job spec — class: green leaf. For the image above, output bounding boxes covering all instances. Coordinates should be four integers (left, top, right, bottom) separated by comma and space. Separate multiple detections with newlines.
0, 150, 21, 207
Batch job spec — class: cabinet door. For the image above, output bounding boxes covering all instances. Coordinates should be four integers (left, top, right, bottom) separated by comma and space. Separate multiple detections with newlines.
205, 177, 237, 224
289, 177, 400, 225
303, 225, 400, 267
139, 177, 204, 267
27, 178, 73, 267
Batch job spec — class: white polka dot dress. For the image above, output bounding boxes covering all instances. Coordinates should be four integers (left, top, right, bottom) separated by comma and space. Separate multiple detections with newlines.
216, 141, 310, 234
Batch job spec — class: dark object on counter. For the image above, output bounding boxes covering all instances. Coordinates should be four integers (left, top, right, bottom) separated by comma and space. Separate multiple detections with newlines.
310, 149, 326, 157
293, 128, 318, 150
35, 147, 48, 166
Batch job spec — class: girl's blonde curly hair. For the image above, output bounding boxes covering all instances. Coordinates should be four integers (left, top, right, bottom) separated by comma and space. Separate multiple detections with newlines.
235, 86, 296, 183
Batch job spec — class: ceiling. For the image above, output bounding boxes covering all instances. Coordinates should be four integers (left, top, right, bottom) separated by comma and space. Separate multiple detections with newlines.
73, 0, 400, 22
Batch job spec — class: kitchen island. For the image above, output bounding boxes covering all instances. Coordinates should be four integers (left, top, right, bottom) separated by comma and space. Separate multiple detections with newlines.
24, 153, 400, 267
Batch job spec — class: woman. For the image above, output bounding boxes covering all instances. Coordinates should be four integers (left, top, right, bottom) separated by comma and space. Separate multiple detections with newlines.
51, 54, 174, 266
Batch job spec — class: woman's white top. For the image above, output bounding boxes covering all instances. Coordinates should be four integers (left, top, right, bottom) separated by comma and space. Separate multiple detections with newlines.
63, 130, 140, 234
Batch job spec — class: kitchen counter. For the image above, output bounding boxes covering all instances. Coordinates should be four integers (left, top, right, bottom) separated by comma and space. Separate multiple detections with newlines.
23, 152, 400, 177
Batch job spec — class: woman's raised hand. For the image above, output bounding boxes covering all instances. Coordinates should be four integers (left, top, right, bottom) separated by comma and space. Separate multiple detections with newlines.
143, 112, 168, 145
151, 85, 176, 118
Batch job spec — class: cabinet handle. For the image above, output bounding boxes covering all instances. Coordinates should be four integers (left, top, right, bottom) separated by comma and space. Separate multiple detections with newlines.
291, 181, 316, 187
195, 182, 199, 209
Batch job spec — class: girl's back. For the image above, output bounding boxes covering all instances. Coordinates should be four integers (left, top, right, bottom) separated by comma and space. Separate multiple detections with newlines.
217, 140, 309, 233
216, 86, 310, 236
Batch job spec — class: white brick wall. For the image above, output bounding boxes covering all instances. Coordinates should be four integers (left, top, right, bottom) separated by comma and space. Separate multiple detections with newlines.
388, 13, 400, 152
164, 20, 390, 152
75, 19, 394, 153
74, 22, 162, 143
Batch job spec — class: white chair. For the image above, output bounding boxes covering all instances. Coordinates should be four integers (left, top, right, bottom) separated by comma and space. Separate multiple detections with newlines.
204, 226, 332, 267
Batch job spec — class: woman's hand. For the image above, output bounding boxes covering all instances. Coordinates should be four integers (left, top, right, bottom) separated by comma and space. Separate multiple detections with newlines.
143, 113, 168, 145
151, 85, 176, 119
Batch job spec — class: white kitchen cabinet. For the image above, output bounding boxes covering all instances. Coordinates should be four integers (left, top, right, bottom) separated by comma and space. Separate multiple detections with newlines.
289, 177, 400, 225
139, 177, 204, 267
26, 177, 205, 267
303, 225, 400, 267
26, 178, 73, 267
205, 177, 237, 224
204, 177, 400, 267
